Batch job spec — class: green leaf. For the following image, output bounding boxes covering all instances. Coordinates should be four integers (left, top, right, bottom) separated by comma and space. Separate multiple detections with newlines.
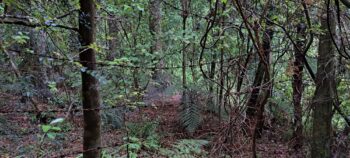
41, 125, 52, 133
50, 126, 61, 131
47, 132, 56, 139
48, 81, 58, 93
129, 136, 140, 143
41, 124, 61, 133
128, 143, 141, 151
11, 32, 29, 44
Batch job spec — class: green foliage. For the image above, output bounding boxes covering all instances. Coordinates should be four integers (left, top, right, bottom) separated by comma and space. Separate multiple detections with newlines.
47, 81, 58, 93
180, 90, 204, 133
40, 118, 64, 140
180, 103, 202, 133
0, 3, 4, 14
159, 139, 209, 158
11, 32, 30, 45
1, 0, 350, 156
221, 0, 227, 4
101, 107, 124, 129
126, 121, 158, 138
101, 150, 118, 158
118, 121, 160, 157
121, 136, 142, 158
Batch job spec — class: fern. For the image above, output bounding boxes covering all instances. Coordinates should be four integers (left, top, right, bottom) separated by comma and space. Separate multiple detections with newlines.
126, 121, 158, 138
159, 139, 209, 157
180, 91, 202, 133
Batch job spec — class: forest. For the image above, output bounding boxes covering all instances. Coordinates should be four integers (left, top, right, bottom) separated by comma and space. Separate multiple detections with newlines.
1, 0, 350, 157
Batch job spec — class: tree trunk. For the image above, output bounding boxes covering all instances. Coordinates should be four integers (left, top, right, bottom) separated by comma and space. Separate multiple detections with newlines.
149, 0, 163, 80
149, 0, 162, 58
245, 19, 274, 138
144, 0, 165, 105
207, 53, 217, 111
29, 30, 49, 91
78, 0, 101, 157
218, 3, 226, 123
181, 0, 189, 106
292, 22, 306, 151
190, 16, 198, 82
311, 5, 336, 158
107, 15, 120, 60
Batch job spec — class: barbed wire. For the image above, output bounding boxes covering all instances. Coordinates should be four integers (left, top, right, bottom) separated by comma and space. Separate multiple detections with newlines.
2, 50, 249, 70
0, 79, 302, 114
0, 102, 132, 114
1, 125, 124, 157
51, 141, 122, 158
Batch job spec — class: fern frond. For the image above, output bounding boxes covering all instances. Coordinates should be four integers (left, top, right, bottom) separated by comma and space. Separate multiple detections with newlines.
180, 102, 202, 133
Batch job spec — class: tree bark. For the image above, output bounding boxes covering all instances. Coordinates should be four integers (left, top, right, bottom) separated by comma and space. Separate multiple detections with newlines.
245, 18, 274, 138
79, 0, 101, 157
311, 5, 336, 158
207, 52, 217, 112
148, 0, 163, 78
181, 0, 189, 106
292, 22, 306, 151
218, 3, 226, 123
107, 15, 120, 60
149, 0, 162, 57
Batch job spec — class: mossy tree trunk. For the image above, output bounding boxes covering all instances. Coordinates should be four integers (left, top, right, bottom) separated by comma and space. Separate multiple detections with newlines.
311, 4, 336, 158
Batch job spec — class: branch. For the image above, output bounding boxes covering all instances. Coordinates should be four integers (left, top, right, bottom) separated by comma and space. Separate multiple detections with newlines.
55, 9, 78, 20
0, 15, 78, 32
340, 0, 350, 8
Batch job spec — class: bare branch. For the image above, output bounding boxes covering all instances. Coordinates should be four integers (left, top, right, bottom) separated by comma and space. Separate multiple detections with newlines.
340, 0, 350, 8
0, 15, 78, 32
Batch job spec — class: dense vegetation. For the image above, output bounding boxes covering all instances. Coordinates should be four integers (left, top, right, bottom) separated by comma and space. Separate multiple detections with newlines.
1, 0, 350, 157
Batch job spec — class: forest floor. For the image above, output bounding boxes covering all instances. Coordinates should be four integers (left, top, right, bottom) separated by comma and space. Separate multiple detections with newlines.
0, 92, 309, 158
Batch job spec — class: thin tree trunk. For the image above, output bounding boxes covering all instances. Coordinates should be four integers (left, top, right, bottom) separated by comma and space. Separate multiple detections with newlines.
207, 53, 217, 111
218, 3, 226, 123
236, 52, 251, 92
149, 0, 162, 73
207, 2, 220, 113
218, 46, 224, 122
107, 15, 119, 60
255, 23, 273, 137
190, 16, 197, 82
181, 0, 189, 106
311, 4, 336, 158
144, 0, 165, 104
245, 20, 273, 137
292, 22, 306, 151
250, 19, 274, 157
78, 0, 101, 157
